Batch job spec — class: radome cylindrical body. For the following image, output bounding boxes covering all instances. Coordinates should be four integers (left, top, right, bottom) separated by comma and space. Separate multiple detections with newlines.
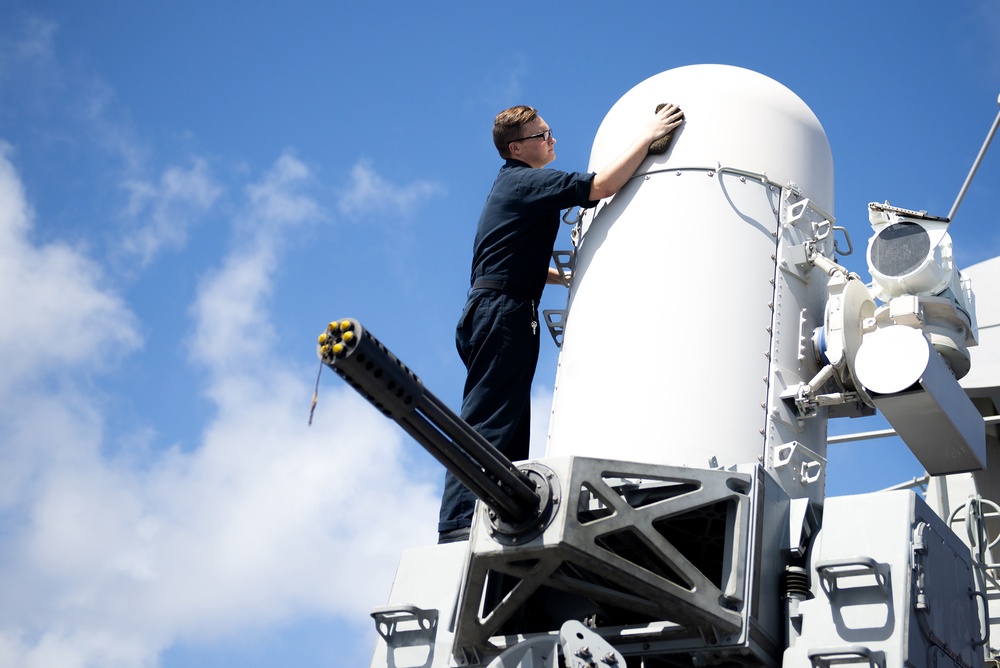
546, 65, 834, 470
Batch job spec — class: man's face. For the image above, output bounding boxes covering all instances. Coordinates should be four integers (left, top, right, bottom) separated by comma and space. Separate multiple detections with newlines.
510, 116, 556, 168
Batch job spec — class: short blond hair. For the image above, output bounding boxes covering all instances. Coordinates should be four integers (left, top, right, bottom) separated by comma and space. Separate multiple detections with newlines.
493, 105, 538, 159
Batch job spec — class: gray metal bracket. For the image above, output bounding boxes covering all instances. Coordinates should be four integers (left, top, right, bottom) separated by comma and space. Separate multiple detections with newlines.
807, 645, 884, 667
559, 620, 624, 667
542, 309, 566, 347
815, 557, 887, 598
370, 604, 438, 647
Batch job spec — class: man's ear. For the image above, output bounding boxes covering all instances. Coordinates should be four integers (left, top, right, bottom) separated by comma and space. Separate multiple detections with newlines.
508, 141, 520, 158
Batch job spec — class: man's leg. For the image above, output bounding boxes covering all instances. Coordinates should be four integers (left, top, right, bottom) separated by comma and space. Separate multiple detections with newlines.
438, 293, 538, 541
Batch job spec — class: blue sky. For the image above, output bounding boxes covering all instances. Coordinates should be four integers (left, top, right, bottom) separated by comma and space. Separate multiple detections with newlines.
1, 2, 999, 667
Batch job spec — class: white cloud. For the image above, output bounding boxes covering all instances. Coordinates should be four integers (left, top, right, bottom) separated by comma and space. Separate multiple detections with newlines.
245, 152, 323, 228
0, 17, 58, 95
1, 15, 161, 243
10, 16, 57, 62
337, 158, 444, 219
0, 149, 440, 667
121, 158, 221, 266
0, 142, 141, 391
188, 152, 321, 378
470, 57, 528, 115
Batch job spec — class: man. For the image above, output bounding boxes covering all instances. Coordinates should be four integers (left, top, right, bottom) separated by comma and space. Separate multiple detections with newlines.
438, 103, 684, 543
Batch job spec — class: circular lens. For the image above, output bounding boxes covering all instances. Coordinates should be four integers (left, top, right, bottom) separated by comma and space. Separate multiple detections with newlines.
870, 222, 930, 277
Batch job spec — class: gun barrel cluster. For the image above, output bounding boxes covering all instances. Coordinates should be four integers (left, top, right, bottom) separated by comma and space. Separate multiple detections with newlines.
317, 318, 541, 524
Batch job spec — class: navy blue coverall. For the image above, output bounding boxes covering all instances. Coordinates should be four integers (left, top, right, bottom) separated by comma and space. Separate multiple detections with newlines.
438, 158, 597, 536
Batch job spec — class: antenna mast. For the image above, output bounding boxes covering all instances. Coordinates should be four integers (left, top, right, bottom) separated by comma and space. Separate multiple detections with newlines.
948, 93, 1000, 223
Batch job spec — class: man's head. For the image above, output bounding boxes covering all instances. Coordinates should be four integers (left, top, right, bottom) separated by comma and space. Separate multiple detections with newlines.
494, 105, 556, 167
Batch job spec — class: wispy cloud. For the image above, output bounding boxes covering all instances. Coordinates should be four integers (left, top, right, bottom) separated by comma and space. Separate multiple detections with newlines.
8, 15, 57, 61
189, 152, 322, 377
337, 158, 444, 220
0, 16, 59, 99
121, 158, 221, 266
1, 15, 195, 271
0, 148, 439, 667
469, 57, 528, 114
245, 152, 323, 229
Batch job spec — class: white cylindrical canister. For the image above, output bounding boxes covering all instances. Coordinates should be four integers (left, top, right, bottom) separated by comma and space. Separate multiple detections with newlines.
546, 65, 834, 469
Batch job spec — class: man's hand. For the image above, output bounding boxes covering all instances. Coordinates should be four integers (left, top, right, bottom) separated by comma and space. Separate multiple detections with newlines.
646, 103, 684, 145
590, 102, 685, 200
649, 103, 684, 154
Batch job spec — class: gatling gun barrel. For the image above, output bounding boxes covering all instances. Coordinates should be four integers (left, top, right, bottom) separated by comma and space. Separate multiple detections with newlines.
317, 319, 552, 533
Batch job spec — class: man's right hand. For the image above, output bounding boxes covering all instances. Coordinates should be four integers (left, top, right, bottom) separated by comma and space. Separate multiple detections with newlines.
646, 102, 684, 146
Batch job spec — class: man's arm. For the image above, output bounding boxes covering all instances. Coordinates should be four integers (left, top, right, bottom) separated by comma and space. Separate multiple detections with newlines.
546, 266, 569, 286
589, 103, 684, 201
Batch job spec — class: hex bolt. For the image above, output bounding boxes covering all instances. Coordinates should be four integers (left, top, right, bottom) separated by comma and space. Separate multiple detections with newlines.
602, 652, 618, 664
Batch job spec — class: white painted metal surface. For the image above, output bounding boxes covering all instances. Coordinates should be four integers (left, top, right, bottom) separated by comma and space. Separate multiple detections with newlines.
586, 64, 833, 206
783, 490, 982, 667
853, 294, 987, 475
854, 325, 931, 394
369, 543, 468, 668
962, 256, 1000, 398
546, 65, 834, 469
